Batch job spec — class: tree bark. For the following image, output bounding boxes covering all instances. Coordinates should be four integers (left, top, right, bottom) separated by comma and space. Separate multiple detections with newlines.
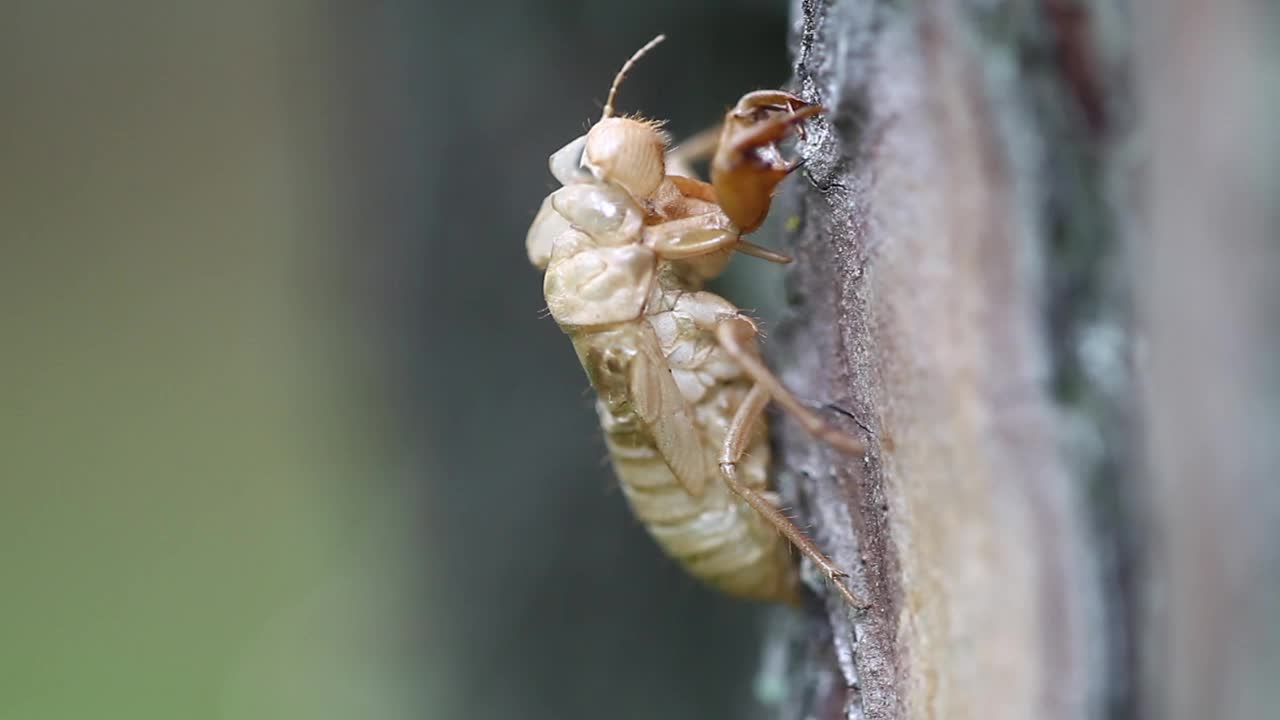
771, 2, 1109, 717
772, 1, 1280, 718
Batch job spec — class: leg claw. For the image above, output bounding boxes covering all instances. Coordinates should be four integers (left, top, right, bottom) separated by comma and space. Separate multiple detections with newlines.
711, 91, 824, 233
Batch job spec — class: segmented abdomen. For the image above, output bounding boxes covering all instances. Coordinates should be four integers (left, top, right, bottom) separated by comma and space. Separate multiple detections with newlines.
597, 387, 797, 604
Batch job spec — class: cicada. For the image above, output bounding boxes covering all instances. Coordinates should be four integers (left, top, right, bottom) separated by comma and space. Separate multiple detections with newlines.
526, 36, 865, 606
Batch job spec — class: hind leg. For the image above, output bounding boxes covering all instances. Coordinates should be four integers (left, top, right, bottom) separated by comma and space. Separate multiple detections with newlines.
718, 383, 868, 608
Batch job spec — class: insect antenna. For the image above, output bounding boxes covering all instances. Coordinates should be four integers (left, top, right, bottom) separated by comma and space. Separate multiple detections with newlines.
601, 34, 666, 120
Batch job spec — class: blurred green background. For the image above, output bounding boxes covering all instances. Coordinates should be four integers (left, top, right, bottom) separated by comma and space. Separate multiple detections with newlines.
1, 2, 798, 718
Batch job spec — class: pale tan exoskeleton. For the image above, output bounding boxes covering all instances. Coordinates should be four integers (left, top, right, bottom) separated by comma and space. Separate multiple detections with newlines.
526, 36, 867, 607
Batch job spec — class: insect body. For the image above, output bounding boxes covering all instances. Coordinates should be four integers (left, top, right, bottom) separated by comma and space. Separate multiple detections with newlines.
526, 36, 866, 606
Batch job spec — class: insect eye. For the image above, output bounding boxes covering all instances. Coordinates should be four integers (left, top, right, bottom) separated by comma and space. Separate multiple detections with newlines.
549, 135, 592, 186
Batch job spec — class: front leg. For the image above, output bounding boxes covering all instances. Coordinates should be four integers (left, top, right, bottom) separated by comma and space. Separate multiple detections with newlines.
713, 91, 822, 234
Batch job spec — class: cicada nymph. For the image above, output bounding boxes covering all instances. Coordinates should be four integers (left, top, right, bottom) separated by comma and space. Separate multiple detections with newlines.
526, 36, 866, 606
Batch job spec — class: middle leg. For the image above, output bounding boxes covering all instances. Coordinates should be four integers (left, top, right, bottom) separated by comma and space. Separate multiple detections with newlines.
642, 195, 793, 264
716, 316, 866, 455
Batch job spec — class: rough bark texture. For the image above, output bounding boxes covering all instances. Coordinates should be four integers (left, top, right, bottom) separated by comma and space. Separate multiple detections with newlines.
771, 2, 1106, 717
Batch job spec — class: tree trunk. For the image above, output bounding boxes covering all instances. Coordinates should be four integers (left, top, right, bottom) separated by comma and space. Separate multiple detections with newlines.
771, 2, 1109, 717
771, 1, 1280, 719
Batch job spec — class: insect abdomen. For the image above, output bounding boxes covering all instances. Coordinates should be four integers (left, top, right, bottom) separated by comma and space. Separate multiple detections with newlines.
597, 398, 798, 604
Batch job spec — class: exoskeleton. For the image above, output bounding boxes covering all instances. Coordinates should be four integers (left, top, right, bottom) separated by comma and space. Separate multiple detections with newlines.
526, 36, 865, 606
